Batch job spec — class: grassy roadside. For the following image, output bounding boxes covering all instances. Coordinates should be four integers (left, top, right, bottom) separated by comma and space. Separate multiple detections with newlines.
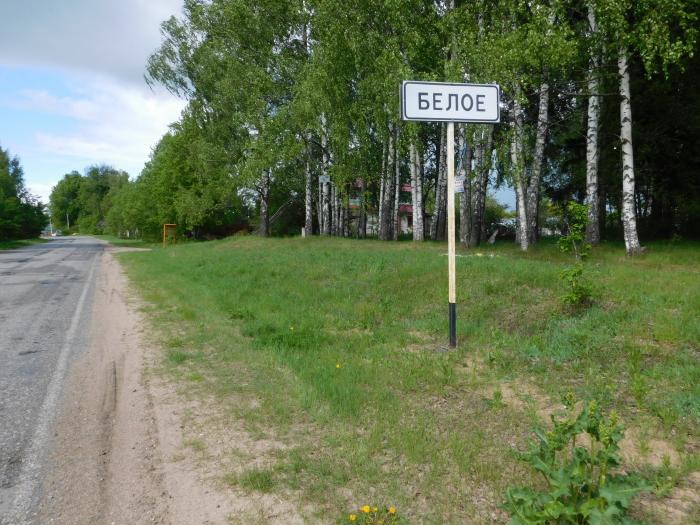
0, 237, 48, 250
116, 236, 700, 524
92, 234, 151, 248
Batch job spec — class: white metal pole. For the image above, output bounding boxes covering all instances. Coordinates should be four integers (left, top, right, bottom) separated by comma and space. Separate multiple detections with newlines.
447, 122, 456, 347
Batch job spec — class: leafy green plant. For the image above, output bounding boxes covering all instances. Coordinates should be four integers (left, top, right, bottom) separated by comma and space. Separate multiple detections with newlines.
503, 395, 649, 524
558, 202, 592, 308
346, 505, 403, 524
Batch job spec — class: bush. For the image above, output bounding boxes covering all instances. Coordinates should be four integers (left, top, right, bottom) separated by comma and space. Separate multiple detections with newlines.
503, 395, 649, 524
558, 202, 592, 308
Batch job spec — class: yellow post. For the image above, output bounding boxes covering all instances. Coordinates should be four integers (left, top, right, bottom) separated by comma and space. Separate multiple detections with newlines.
446, 122, 456, 347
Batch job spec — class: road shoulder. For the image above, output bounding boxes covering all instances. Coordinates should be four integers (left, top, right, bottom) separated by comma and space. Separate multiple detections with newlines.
38, 248, 233, 524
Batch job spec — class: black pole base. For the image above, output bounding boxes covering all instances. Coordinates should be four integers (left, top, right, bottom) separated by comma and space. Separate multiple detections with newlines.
449, 302, 456, 348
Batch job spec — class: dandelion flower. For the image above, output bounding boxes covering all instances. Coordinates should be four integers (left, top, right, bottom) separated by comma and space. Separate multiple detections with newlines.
362, 505, 370, 513
349, 514, 356, 522
389, 506, 396, 515
336, 363, 341, 369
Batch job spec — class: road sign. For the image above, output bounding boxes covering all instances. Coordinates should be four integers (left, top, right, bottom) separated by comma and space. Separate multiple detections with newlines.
401, 80, 501, 348
454, 175, 465, 193
401, 81, 500, 123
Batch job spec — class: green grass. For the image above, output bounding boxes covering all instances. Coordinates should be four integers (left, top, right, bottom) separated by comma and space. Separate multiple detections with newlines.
92, 234, 150, 247
0, 237, 48, 250
117, 236, 700, 524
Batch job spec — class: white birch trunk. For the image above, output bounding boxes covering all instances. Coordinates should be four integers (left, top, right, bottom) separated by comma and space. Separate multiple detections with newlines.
259, 170, 271, 237
410, 142, 424, 241
378, 140, 386, 235
317, 176, 323, 235
471, 126, 493, 246
305, 148, 313, 235
379, 127, 395, 240
618, 48, 642, 255
431, 123, 447, 241
320, 114, 331, 236
511, 97, 529, 251
525, 81, 549, 245
392, 126, 400, 240
457, 124, 471, 246
585, 4, 601, 245
331, 184, 338, 236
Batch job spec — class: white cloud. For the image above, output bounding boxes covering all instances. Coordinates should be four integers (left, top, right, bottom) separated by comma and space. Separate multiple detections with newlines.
26, 182, 54, 205
26, 78, 185, 177
0, 0, 183, 84
0, 0, 187, 201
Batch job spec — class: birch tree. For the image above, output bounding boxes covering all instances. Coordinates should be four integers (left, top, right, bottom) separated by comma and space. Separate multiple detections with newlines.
584, 3, 602, 245
596, 0, 697, 255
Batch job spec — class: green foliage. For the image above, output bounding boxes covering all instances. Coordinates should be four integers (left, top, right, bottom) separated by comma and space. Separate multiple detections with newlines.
49, 165, 129, 235
503, 396, 650, 525
558, 202, 592, 308
557, 202, 591, 262
560, 264, 592, 309
0, 145, 47, 240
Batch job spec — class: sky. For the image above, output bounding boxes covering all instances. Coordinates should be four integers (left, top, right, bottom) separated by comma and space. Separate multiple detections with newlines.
0, 0, 515, 210
0, 0, 186, 204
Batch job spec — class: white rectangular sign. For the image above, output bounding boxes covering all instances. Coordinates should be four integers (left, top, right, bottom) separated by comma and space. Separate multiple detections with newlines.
401, 81, 500, 123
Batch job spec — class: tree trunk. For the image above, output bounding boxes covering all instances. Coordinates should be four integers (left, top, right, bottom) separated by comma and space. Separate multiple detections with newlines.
429, 125, 441, 240
331, 184, 337, 236
618, 48, 642, 255
392, 126, 401, 240
526, 80, 549, 245
359, 177, 367, 238
321, 115, 331, 236
471, 126, 493, 246
317, 175, 323, 235
511, 97, 529, 251
379, 126, 395, 240
469, 128, 484, 247
458, 124, 472, 246
585, 5, 601, 245
304, 149, 313, 235
409, 142, 424, 241
432, 123, 447, 241
259, 170, 271, 237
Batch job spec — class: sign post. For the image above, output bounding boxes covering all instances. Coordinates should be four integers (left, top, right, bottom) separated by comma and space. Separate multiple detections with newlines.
401, 81, 500, 348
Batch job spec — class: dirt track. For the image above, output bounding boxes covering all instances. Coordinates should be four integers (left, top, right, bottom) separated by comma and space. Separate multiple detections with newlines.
38, 248, 231, 524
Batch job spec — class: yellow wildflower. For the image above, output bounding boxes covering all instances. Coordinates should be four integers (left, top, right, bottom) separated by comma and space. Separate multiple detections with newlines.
349, 514, 356, 522
362, 505, 370, 513
389, 506, 396, 515
336, 363, 341, 369
373, 506, 378, 512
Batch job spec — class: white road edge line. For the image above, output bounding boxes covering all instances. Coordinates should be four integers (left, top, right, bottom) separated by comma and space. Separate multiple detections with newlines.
5, 250, 101, 524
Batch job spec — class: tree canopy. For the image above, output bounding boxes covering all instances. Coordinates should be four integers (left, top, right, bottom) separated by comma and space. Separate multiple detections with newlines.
51, 0, 700, 243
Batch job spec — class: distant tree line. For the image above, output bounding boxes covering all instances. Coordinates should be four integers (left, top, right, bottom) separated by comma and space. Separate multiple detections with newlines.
49, 165, 129, 234
0, 145, 47, 241
53, 1, 700, 251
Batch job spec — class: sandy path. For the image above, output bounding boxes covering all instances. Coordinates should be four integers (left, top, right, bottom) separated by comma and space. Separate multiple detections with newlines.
38, 248, 232, 524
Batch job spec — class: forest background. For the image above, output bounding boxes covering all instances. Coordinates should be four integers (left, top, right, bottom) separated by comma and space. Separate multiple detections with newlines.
38, 0, 700, 255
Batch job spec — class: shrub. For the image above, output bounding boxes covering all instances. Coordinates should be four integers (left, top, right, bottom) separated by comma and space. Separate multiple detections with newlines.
558, 202, 592, 308
503, 395, 649, 524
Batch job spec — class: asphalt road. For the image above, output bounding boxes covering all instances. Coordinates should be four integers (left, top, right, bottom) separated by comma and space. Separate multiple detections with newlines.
0, 237, 103, 524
